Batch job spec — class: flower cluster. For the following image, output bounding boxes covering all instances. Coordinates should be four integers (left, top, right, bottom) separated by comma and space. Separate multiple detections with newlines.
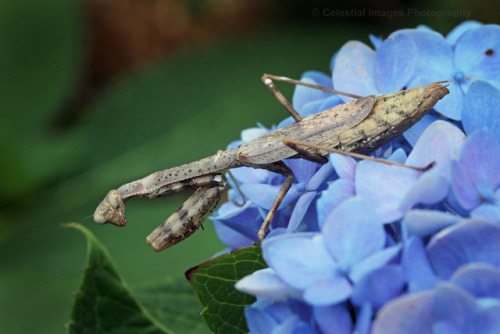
212, 21, 500, 333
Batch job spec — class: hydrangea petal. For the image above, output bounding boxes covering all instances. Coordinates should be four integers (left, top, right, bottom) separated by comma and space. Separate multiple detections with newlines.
427, 220, 500, 279
446, 21, 483, 45
351, 265, 405, 310
451, 263, 500, 299
402, 236, 438, 292
316, 179, 355, 229
323, 197, 385, 265
318, 94, 344, 112
241, 127, 269, 142
459, 128, 500, 192
303, 277, 352, 306
350, 244, 402, 282
355, 160, 418, 222
305, 161, 334, 190
462, 81, 500, 138
403, 209, 461, 237
286, 159, 320, 184
429, 283, 477, 330
406, 120, 464, 179
333, 41, 377, 102
372, 291, 434, 334
287, 192, 317, 233
330, 153, 357, 180
455, 25, 500, 88
374, 33, 416, 94
263, 234, 336, 289
471, 204, 500, 223
369, 34, 383, 50
399, 173, 450, 213
240, 183, 300, 210
314, 304, 352, 334
236, 268, 299, 300
403, 114, 442, 147
431, 81, 464, 120
393, 29, 454, 77
245, 304, 277, 334
292, 71, 334, 112
450, 159, 480, 210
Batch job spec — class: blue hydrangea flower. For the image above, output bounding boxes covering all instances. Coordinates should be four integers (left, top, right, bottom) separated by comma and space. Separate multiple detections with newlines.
450, 128, 500, 223
207, 21, 500, 334
237, 198, 402, 307
333, 22, 500, 121
374, 221, 500, 333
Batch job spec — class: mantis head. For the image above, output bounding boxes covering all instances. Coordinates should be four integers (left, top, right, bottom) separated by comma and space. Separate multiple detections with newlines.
93, 190, 127, 226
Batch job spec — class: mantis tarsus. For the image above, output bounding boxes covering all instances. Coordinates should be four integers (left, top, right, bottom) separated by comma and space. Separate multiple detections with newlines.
94, 74, 449, 252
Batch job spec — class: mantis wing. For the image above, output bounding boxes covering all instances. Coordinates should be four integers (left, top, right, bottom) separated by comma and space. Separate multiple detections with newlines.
238, 95, 375, 164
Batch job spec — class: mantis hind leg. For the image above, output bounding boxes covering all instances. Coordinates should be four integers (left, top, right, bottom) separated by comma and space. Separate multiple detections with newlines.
242, 161, 295, 241
261, 73, 362, 123
146, 174, 227, 252
282, 137, 328, 164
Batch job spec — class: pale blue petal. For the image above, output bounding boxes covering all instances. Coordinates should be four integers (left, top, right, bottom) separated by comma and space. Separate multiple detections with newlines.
287, 192, 317, 233
431, 81, 464, 120
462, 81, 500, 138
318, 94, 344, 112
372, 291, 434, 334
245, 305, 277, 334
403, 209, 462, 237
354, 303, 373, 334
455, 25, 500, 88
446, 21, 483, 45
451, 263, 500, 299
316, 179, 355, 229
450, 159, 480, 210
471, 204, 500, 224
333, 41, 377, 102
306, 162, 334, 190
350, 244, 402, 282
314, 304, 352, 334
235, 268, 300, 300
329, 153, 357, 180
355, 160, 419, 222
399, 173, 450, 213
263, 234, 336, 289
241, 183, 300, 210
427, 220, 500, 279
323, 197, 385, 265
303, 277, 352, 306
369, 34, 383, 49
293, 71, 334, 111
286, 159, 319, 184
429, 283, 477, 329
406, 120, 464, 179
374, 33, 417, 94
459, 128, 500, 192
351, 265, 405, 310
402, 236, 438, 292
403, 114, 442, 147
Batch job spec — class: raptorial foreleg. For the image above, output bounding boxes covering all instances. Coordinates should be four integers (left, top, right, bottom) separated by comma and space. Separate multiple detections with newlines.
146, 174, 227, 251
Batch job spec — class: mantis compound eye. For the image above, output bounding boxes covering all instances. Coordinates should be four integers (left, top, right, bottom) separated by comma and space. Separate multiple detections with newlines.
93, 190, 126, 226
106, 190, 122, 209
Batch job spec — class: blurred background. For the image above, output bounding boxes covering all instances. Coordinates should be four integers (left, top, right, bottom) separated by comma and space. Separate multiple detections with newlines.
0, 0, 495, 332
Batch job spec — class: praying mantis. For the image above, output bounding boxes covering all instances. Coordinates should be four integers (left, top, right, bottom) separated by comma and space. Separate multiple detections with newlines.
94, 74, 449, 251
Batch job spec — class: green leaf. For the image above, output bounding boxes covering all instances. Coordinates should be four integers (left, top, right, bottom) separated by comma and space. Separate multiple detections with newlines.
67, 223, 170, 334
186, 245, 267, 334
134, 279, 210, 334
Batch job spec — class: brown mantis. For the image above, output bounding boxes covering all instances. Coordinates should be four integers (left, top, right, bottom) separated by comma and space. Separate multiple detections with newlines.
94, 74, 449, 252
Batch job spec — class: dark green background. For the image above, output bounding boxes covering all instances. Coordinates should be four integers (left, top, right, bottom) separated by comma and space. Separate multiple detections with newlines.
0, 1, 492, 332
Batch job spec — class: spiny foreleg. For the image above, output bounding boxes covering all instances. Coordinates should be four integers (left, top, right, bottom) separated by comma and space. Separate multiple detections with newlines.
146, 174, 227, 251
